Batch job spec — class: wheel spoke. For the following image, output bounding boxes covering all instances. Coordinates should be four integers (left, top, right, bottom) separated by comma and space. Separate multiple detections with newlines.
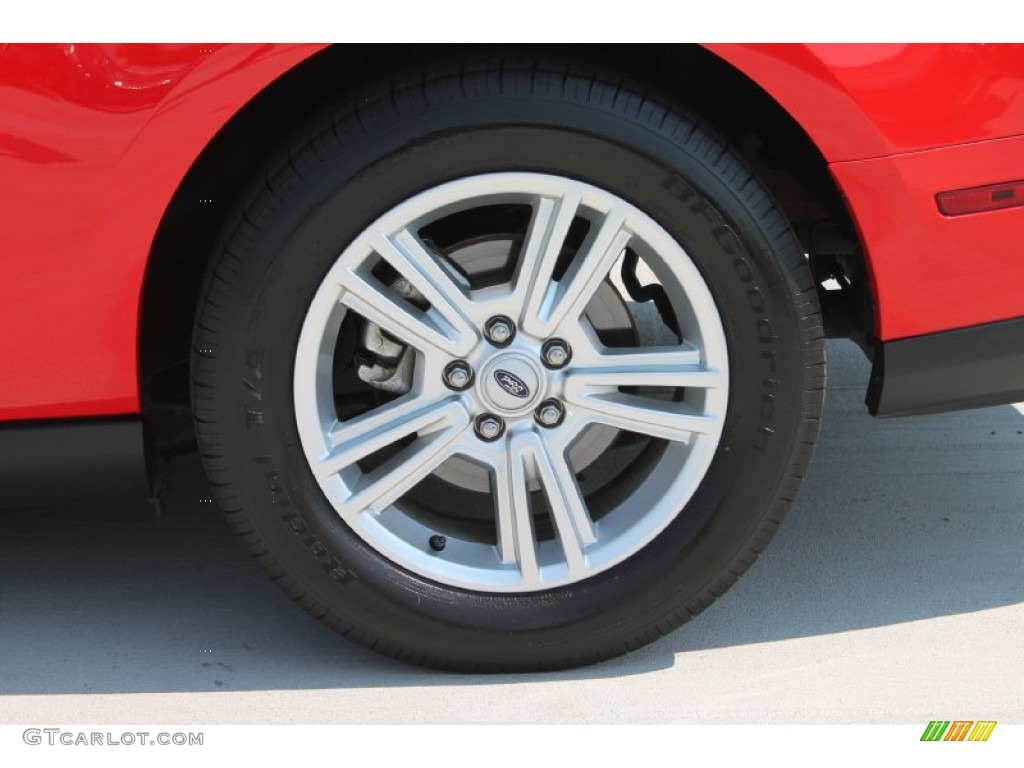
566, 391, 718, 443
337, 267, 470, 357
374, 229, 481, 339
317, 399, 469, 515
337, 228, 478, 357
494, 430, 595, 584
492, 434, 541, 588
319, 394, 449, 474
566, 344, 725, 391
514, 189, 583, 328
528, 432, 596, 578
521, 204, 631, 337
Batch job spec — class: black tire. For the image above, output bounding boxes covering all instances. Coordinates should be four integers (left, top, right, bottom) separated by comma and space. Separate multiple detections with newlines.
191, 56, 825, 672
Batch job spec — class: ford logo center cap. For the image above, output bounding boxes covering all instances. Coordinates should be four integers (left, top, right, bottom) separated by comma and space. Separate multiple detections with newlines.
494, 369, 531, 399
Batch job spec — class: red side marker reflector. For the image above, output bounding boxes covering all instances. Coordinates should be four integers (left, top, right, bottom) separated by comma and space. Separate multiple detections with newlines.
936, 180, 1024, 216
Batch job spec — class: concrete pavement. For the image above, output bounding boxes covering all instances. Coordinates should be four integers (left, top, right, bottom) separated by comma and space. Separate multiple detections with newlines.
1, 340, 1021, 724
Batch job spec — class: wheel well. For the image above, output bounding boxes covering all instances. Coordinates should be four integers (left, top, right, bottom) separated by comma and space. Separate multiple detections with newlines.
141, 44, 870, 451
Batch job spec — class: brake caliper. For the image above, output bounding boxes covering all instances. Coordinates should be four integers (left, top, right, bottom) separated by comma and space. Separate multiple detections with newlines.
356, 278, 425, 395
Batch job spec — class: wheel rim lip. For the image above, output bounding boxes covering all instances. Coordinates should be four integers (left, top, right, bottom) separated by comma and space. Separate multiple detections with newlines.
293, 172, 730, 593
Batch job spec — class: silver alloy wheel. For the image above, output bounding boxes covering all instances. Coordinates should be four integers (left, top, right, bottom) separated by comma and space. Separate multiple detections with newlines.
294, 173, 729, 592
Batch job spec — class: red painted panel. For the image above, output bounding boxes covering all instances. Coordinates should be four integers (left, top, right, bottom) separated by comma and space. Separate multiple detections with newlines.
831, 134, 1024, 340
0, 44, 325, 421
3, 44, 1024, 422
707, 44, 1024, 162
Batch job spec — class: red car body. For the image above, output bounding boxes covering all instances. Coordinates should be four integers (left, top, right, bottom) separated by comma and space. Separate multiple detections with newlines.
0, 44, 324, 421
2, 43, 1024, 496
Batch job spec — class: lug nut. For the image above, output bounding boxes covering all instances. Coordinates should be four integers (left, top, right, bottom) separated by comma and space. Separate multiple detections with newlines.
475, 414, 505, 442
541, 339, 571, 369
485, 316, 515, 347
443, 360, 474, 391
535, 399, 565, 428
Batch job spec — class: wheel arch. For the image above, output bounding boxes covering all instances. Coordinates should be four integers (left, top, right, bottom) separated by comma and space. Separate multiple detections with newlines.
140, 44, 874, 449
